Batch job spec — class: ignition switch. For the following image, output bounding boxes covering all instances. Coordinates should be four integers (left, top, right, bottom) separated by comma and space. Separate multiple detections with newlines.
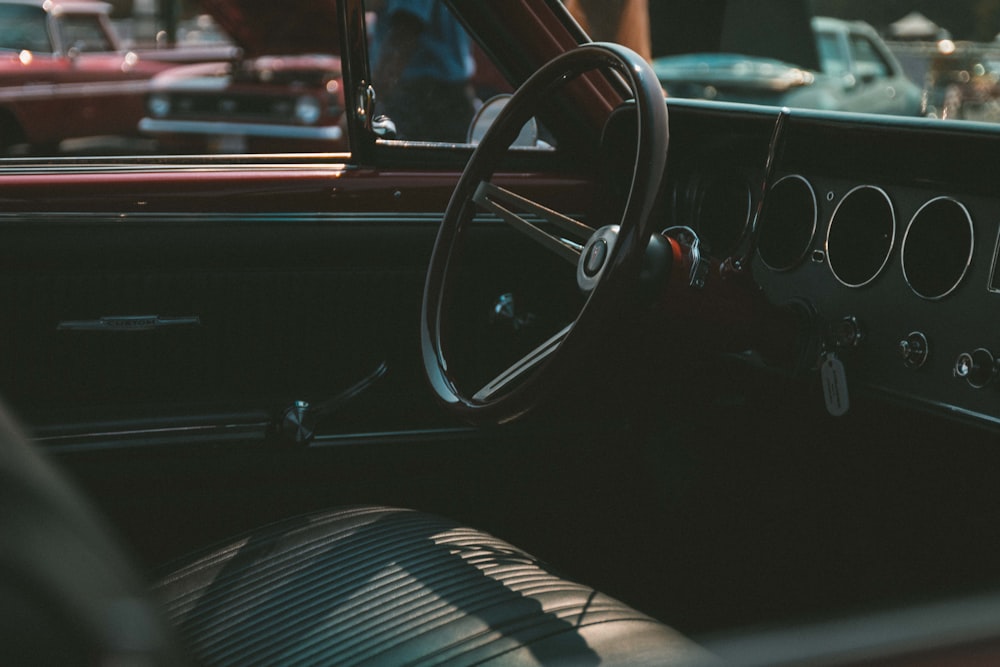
954, 348, 997, 389
831, 316, 864, 349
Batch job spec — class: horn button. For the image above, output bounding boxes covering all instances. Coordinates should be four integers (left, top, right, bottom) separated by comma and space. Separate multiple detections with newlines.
577, 225, 620, 291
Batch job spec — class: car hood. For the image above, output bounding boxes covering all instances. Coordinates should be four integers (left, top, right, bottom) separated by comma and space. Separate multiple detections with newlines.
653, 53, 816, 93
198, 0, 340, 56
149, 54, 341, 88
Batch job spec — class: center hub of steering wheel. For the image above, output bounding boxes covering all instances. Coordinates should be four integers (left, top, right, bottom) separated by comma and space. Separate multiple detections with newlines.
577, 225, 620, 292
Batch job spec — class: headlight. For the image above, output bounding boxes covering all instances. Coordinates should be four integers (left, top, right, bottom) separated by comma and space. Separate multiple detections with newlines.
148, 94, 171, 118
294, 96, 322, 125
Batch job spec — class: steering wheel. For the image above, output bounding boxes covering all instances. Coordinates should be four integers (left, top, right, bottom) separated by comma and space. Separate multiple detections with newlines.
421, 42, 669, 424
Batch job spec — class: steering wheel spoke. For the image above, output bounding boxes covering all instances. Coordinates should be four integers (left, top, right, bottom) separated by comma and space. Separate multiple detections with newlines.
473, 181, 589, 265
473, 323, 573, 402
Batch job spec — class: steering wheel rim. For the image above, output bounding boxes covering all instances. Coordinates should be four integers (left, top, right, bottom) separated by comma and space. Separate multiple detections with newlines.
421, 42, 669, 424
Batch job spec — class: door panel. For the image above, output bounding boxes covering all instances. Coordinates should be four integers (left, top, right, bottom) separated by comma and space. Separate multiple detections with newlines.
0, 164, 588, 447
0, 211, 435, 439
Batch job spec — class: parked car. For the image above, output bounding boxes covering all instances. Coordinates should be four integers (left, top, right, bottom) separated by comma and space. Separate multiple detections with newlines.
7, 0, 1000, 665
0, 0, 179, 153
139, 0, 346, 153
654, 16, 923, 115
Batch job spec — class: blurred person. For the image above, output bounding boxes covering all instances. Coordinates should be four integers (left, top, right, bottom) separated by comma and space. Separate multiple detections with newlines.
370, 0, 477, 142
565, 0, 652, 61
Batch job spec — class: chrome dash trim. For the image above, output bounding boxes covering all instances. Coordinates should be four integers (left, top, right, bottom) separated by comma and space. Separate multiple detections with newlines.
757, 173, 818, 273
900, 196, 974, 301
987, 225, 1000, 295
825, 184, 896, 289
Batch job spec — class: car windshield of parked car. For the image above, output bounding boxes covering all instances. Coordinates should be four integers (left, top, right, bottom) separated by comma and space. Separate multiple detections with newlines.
0, 0, 996, 159
0, 4, 50, 51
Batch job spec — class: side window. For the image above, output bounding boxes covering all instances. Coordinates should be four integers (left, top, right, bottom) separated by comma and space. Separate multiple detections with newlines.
849, 34, 890, 79
0, 4, 345, 159
56, 14, 115, 53
815, 32, 848, 76
365, 0, 511, 144
0, 5, 51, 52
0, 0, 525, 159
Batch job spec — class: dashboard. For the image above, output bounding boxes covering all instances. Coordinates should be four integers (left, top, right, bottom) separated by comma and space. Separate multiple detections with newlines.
665, 99, 1000, 431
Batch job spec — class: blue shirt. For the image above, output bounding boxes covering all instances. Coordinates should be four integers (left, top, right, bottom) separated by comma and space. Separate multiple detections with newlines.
373, 0, 475, 83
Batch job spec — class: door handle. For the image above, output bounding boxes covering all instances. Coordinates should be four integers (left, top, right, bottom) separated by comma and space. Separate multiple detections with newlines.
57, 315, 201, 332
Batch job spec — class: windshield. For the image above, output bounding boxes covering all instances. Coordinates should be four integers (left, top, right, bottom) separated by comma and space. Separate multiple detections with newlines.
0, 0, 995, 159
0, 4, 51, 52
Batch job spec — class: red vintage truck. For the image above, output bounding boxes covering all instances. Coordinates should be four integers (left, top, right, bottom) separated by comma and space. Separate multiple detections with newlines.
0, 0, 223, 154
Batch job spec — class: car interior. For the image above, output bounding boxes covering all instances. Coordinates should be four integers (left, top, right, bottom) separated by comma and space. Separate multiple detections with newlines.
4, 0, 1000, 664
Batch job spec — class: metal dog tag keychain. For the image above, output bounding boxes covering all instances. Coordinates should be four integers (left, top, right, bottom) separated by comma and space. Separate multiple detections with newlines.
821, 351, 850, 417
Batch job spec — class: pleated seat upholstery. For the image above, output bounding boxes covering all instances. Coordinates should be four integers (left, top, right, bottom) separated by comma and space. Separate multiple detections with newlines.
156, 506, 705, 665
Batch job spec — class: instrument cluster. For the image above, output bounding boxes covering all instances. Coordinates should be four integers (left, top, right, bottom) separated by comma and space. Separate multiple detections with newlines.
668, 99, 1000, 430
